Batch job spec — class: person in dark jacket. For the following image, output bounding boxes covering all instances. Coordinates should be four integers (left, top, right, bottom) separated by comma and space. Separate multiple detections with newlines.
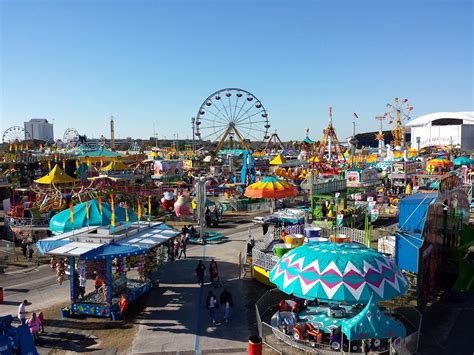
219, 288, 233, 323
195, 260, 206, 286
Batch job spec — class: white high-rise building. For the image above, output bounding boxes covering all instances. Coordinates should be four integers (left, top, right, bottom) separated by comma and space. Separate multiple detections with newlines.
24, 118, 54, 141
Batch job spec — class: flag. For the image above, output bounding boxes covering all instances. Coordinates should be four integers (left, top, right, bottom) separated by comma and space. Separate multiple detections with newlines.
9, 144, 12, 151
125, 202, 129, 223
110, 193, 115, 227
137, 199, 142, 220
26, 144, 29, 150
85, 201, 89, 221
148, 196, 152, 220
98, 196, 103, 215
69, 202, 74, 224
14, 144, 18, 152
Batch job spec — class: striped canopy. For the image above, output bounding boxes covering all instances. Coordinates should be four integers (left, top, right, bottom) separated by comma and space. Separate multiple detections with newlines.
244, 176, 297, 199
269, 243, 408, 304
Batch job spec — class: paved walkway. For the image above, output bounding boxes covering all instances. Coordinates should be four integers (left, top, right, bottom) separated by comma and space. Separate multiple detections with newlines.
132, 225, 261, 354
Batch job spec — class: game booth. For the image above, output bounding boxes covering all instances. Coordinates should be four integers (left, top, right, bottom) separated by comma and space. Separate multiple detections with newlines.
38, 221, 180, 319
395, 173, 471, 306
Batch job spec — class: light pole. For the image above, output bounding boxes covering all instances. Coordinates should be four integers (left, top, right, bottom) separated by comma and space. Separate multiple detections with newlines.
191, 117, 196, 152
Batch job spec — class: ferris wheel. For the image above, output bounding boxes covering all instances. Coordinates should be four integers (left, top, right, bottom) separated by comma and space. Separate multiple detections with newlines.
63, 128, 79, 147
385, 98, 413, 147
2, 126, 31, 144
194, 88, 270, 151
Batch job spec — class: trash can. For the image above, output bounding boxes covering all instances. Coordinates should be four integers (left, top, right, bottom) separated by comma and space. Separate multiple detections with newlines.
0, 287, 3, 304
248, 335, 262, 355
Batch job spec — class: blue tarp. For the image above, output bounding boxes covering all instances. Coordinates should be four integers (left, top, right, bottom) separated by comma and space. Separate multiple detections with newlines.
395, 232, 424, 273
398, 193, 437, 234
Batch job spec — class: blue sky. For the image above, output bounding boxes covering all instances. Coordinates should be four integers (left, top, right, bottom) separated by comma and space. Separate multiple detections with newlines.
1, 0, 472, 142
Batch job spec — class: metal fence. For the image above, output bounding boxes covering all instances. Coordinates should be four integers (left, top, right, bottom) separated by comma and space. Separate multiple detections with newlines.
4, 216, 50, 228
252, 248, 279, 272
0, 239, 15, 271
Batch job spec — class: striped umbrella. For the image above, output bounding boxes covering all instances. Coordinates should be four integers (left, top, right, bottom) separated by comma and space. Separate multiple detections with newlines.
269, 242, 408, 304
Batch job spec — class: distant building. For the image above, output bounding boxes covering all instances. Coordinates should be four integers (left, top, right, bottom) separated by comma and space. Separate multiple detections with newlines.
406, 112, 474, 150
24, 118, 54, 141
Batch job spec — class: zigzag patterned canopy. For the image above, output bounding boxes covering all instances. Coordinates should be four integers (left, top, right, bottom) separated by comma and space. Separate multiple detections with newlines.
269, 243, 408, 304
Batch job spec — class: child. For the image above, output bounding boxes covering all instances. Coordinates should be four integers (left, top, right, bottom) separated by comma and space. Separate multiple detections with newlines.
37, 311, 45, 333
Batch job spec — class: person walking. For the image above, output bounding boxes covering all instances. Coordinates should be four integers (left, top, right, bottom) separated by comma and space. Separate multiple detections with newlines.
195, 260, 206, 286
219, 288, 234, 323
209, 259, 219, 287
119, 293, 129, 323
27, 312, 42, 345
37, 311, 45, 333
173, 239, 180, 259
262, 222, 269, 236
18, 300, 28, 325
206, 291, 218, 324
179, 239, 187, 259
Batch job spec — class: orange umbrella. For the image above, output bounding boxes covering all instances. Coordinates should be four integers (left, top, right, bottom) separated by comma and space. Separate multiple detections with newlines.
244, 176, 297, 199
426, 158, 453, 168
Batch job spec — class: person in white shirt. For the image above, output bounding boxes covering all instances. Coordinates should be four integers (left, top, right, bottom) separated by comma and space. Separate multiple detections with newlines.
206, 291, 218, 324
18, 300, 28, 325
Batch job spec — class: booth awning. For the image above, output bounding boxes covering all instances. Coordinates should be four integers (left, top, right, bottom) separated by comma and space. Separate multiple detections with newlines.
398, 193, 437, 234
80, 224, 179, 260
395, 232, 424, 273
43, 222, 180, 260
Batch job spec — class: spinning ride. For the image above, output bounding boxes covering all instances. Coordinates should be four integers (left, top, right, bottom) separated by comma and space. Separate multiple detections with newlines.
194, 88, 271, 152
385, 98, 413, 147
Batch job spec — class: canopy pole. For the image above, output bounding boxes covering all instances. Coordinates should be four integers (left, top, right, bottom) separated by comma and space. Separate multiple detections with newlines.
69, 256, 76, 302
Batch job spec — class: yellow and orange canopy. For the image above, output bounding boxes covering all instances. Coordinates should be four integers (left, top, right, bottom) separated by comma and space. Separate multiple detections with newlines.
244, 176, 297, 199
34, 164, 77, 185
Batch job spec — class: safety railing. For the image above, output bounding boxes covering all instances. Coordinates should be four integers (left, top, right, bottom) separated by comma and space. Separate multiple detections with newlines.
4, 216, 50, 228
252, 248, 279, 272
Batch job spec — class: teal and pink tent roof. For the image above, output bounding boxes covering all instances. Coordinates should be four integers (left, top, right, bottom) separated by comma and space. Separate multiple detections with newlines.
269, 243, 408, 304
341, 295, 406, 340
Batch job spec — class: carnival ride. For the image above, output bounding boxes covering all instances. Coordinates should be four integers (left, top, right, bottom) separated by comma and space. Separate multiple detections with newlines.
194, 88, 271, 152
313, 107, 346, 163
2, 126, 31, 144
385, 98, 413, 147
264, 130, 286, 152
